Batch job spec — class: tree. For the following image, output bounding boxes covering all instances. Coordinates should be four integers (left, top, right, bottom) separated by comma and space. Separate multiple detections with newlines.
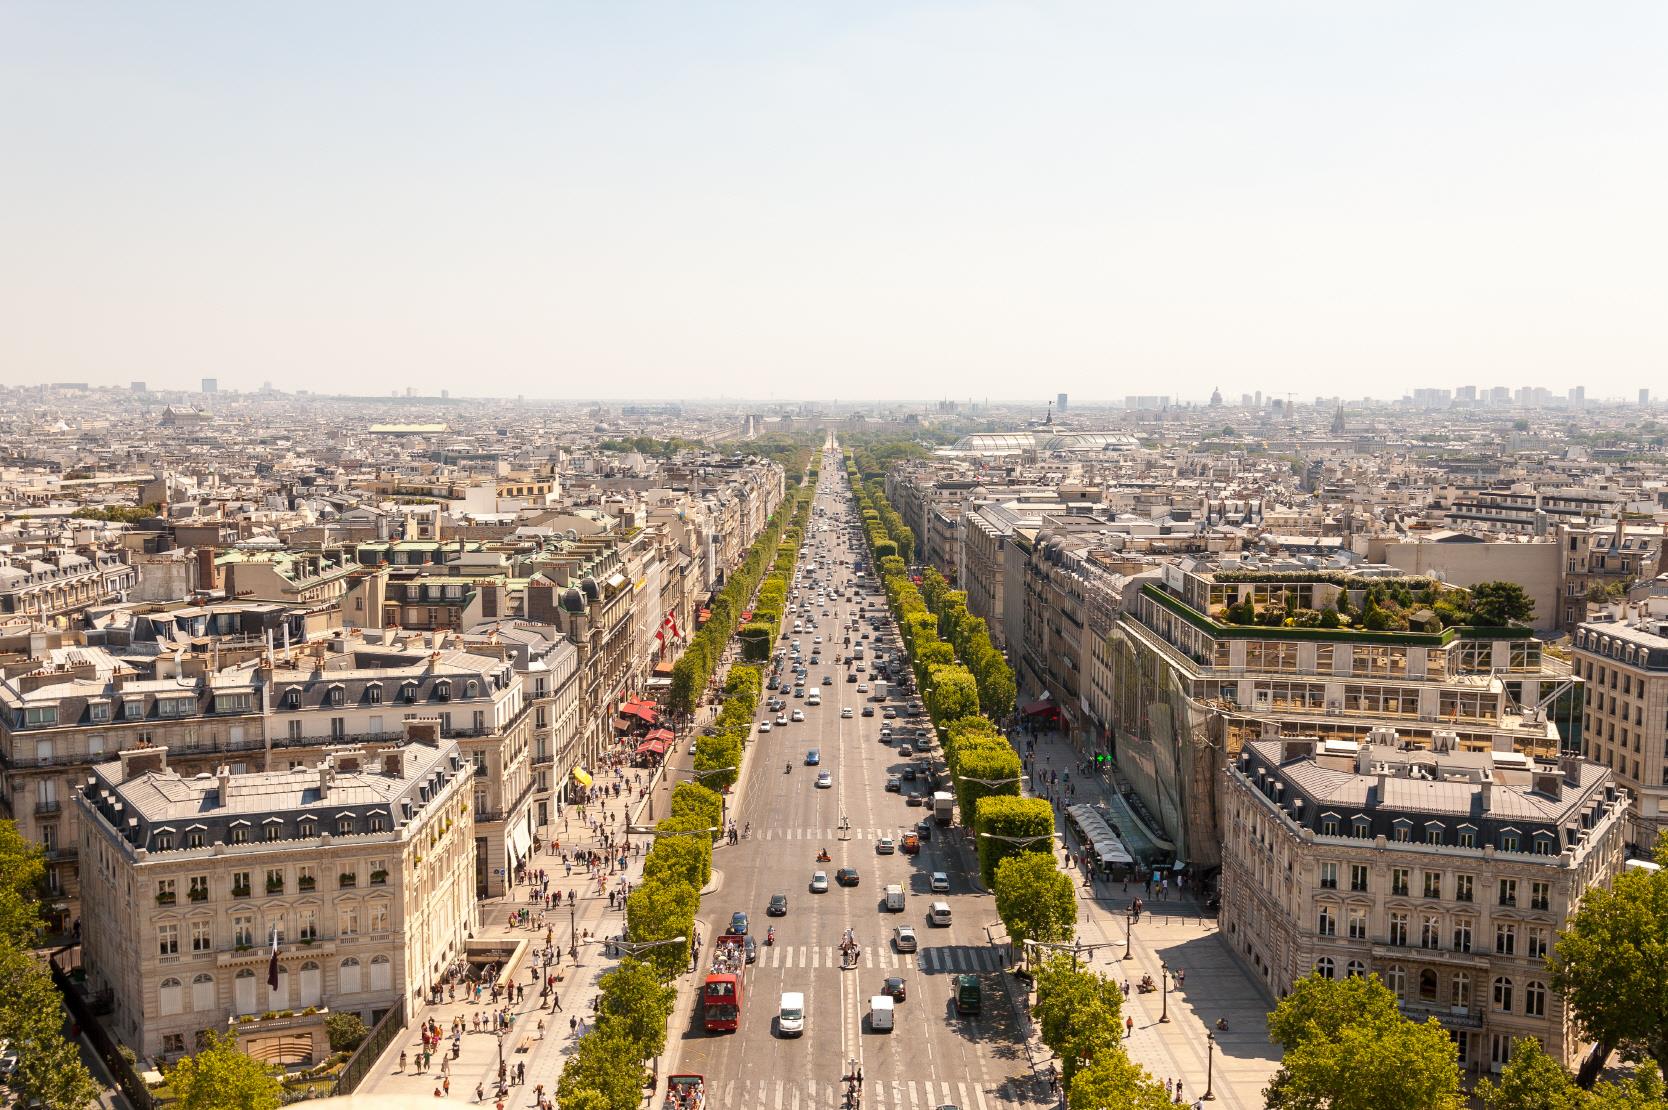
166, 1031, 282, 1110
668, 782, 724, 836
1265, 973, 1461, 1110
925, 665, 980, 723
624, 879, 697, 979
1549, 833, 1668, 1083
0, 822, 46, 947
642, 831, 711, 891
1068, 1047, 1172, 1110
1469, 1037, 1668, 1110
669, 655, 703, 718
1470, 581, 1536, 626
558, 1025, 648, 1110
692, 734, 741, 793
596, 958, 676, 1061
994, 852, 1076, 952
325, 1010, 369, 1053
1032, 955, 1122, 1084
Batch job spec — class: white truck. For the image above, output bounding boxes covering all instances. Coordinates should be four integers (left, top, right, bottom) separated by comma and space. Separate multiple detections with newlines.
871, 680, 888, 702
932, 791, 955, 827
884, 883, 906, 911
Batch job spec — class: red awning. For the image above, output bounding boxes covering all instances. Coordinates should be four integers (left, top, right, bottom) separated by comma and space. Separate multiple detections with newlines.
646, 728, 675, 742
612, 716, 633, 733
635, 738, 667, 755
1021, 700, 1059, 716
621, 703, 658, 723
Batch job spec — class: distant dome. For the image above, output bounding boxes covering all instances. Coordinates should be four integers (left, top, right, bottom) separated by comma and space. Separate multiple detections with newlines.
580, 577, 600, 601
561, 587, 587, 614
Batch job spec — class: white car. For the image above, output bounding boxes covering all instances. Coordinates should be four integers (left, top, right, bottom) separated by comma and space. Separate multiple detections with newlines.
857, 683, 869, 693
816, 771, 833, 788
841, 707, 853, 718
758, 721, 773, 733
930, 872, 950, 893
811, 871, 829, 893
893, 925, 918, 953
876, 836, 896, 854
791, 709, 805, 722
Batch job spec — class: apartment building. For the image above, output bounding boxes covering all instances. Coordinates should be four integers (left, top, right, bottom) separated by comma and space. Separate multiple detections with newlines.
1571, 610, 1668, 848
0, 549, 135, 621
461, 621, 581, 829
0, 647, 267, 930
1221, 735, 1627, 1075
76, 732, 476, 1064
267, 639, 534, 897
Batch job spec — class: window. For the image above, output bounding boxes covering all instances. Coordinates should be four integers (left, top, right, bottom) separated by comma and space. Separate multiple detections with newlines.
1500, 832, 1520, 853
1424, 821, 1444, 844
230, 824, 249, 848
1495, 922, 1516, 956
1315, 957, 1335, 979
297, 865, 315, 891
1346, 960, 1367, 979
154, 831, 174, 851
1498, 879, 1518, 907
1458, 826, 1478, 849
436, 681, 452, 701
192, 973, 215, 1011
367, 683, 383, 705
1321, 815, 1340, 837
369, 859, 388, 884
156, 878, 177, 905
402, 682, 419, 703
217, 693, 252, 713
1350, 865, 1369, 892
1421, 915, 1442, 949
298, 908, 318, 942
265, 822, 283, 842
188, 874, 210, 902
370, 814, 386, 833
88, 701, 111, 722
24, 705, 59, 727
1525, 980, 1547, 1018
159, 977, 183, 1016
1530, 881, 1551, 911
328, 686, 346, 708
369, 902, 389, 933
1493, 977, 1514, 1012
1455, 874, 1474, 903
285, 688, 302, 708
231, 870, 251, 898
337, 817, 355, 836
158, 696, 193, 718
1527, 927, 1549, 960
233, 914, 254, 947
1423, 871, 1442, 899
1318, 862, 1337, 889
1389, 912, 1409, 946
340, 904, 359, 937
1453, 972, 1471, 1008
1384, 965, 1406, 999
159, 923, 179, 957
265, 868, 285, 894
1393, 823, 1411, 843
1348, 909, 1367, 940
1388, 867, 1410, 896
298, 819, 316, 840
1317, 905, 1337, 937
191, 920, 211, 953
1453, 917, 1474, 953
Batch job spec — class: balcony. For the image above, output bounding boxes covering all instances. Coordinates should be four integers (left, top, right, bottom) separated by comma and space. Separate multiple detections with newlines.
1397, 1001, 1483, 1030
297, 877, 316, 892
188, 888, 209, 903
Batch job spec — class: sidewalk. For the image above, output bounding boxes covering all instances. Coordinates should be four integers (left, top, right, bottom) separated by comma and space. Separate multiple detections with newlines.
1007, 728, 1281, 1107
358, 758, 664, 1103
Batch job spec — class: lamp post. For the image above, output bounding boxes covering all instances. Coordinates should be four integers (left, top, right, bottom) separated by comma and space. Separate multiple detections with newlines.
1122, 910, 1135, 961
1159, 961, 1171, 1023
568, 899, 578, 960
1204, 1030, 1216, 1101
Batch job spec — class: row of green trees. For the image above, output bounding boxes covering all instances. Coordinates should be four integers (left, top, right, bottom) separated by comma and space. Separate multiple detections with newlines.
559, 486, 820, 1109
669, 481, 812, 719
843, 452, 1064, 952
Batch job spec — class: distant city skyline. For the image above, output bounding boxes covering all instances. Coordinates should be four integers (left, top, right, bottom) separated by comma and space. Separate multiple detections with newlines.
4, 2, 1666, 400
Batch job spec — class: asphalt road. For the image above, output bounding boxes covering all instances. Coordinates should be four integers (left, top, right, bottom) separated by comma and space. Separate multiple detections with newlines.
664, 450, 1045, 1110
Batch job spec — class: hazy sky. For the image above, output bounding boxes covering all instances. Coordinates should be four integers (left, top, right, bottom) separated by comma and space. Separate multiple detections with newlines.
4, 3, 1665, 402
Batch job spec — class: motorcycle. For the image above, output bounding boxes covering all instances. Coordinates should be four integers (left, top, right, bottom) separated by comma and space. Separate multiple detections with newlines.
766, 928, 775, 946
817, 850, 832, 863
786, 763, 792, 774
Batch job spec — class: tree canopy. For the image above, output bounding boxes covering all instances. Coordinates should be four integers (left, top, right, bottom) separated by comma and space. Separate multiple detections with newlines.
994, 851, 1076, 952
166, 1031, 282, 1110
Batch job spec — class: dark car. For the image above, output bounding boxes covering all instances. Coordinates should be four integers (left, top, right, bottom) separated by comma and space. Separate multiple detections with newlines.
882, 976, 907, 1001
729, 911, 749, 935
744, 934, 759, 964
863, 706, 876, 717
907, 793, 926, 807
767, 893, 789, 917
916, 819, 932, 840
901, 766, 917, 781
836, 867, 861, 887
847, 673, 859, 684
886, 775, 902, 792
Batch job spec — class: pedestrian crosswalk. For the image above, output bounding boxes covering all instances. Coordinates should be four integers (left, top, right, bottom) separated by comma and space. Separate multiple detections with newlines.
762, 827, 935, 842
715, 1076, 1038, 1110
752, 943, 1003, 973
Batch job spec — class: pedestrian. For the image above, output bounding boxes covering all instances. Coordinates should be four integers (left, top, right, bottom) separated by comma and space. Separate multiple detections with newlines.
570, 1015, 578, 1035
1125, 1015, 1134, 1038
444, 1077, 451, 1097
400, 1051, 408, 1072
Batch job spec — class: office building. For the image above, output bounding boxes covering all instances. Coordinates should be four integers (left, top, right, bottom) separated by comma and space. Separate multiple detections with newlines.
1571, 612, 1668, 848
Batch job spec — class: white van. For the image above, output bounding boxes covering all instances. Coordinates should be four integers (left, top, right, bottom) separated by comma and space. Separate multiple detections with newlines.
779, 991, 805, 1037
884, 884, 905, 911
869, 995, 895, 1032
928, 900, 952, 926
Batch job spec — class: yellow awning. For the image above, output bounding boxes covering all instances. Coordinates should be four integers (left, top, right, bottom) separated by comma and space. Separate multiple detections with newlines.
571, 768, 594, 787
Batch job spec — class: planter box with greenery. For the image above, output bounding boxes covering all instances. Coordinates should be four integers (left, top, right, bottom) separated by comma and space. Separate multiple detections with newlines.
266, 880, 285, 895
369, 869, 388, 885
155, 892, 176, 906
297, 877, 316, 892
339, 874, 357, 888
232, 884, 251, 898
188, 888, 209, 902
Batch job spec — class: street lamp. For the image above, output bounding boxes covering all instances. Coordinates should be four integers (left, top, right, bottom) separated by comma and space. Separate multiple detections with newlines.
1122, 910, 1135, 961
1159, 961, 1171, 1023
977, 831, 1061, 848
1022, 937, 1123, 972
1204, 1030, 1216, 1101
959, 775, 1024, 790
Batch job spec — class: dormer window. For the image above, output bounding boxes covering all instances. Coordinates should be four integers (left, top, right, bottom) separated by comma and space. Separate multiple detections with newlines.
1458, 824, 1478, 848
465, 680, 479, 698
298, 819, 316, 838
401, 682, 419, 703
23, 706, 58, 728
88, 701, 111, 722
328, 685, 346, 708
435, 681, 452, 701
337, 817, 354, 836
158, 696, 193, 718
123, 697, 144, 719
367, 684, 383, 705
285, 688, 302, 708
